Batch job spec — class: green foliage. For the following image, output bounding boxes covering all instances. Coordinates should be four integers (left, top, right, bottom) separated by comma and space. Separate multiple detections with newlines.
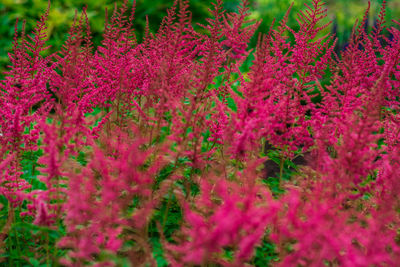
262, 147, 306, 196
250, 0, 400, 49
2, 211, 66, 266
252, 236, 279, 266
147, 194, 183, 266
0, 0, 113, 75
0, 143, 65, 265
21, 149, 45, 190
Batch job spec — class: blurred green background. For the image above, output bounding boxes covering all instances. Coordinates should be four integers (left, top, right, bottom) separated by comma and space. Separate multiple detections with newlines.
0, 0, 399, 74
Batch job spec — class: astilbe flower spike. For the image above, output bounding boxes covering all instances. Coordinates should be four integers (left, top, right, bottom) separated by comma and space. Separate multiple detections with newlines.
229, 0, 335, 162
165, 160, 279, 266
59, 127, 168, 266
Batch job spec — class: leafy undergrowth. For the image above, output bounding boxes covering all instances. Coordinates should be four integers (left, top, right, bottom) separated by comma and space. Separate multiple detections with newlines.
1, 0, 400, 266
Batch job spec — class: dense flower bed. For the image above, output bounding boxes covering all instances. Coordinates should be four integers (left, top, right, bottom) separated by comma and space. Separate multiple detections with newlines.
1, 0, 400, 265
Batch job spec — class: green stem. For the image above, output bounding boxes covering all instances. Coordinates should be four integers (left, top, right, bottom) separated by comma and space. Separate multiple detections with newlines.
279, 155, 285, 187
46, 231, 50, 266
7, 204, 13, 267
13, 223, 21, 266
161, 186, 174, 230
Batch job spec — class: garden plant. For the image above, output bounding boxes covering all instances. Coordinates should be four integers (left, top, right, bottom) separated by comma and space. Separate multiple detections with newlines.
1, 0, 400, 266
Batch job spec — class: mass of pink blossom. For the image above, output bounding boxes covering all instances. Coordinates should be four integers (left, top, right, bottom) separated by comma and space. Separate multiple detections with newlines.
1, 0, 400, 265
